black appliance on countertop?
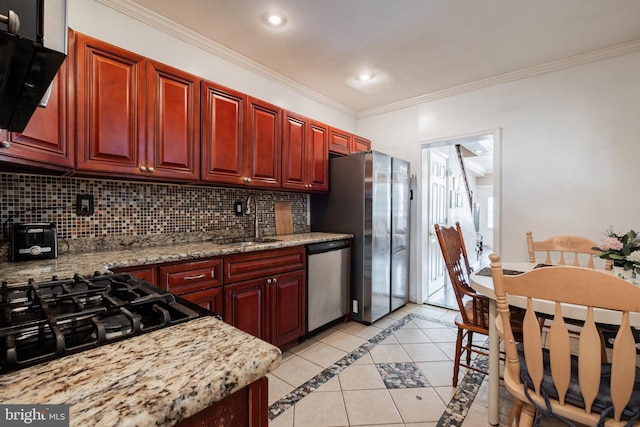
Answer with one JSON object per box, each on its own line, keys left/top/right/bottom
{"left": 0, "top": 272, "right": 218, "bottom": 374}
{"left": 9, "top": 222, "right": 58, "bottom": 262}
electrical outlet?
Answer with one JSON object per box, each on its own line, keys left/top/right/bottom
{"left": 76, "top": 194, "right": 94, "bottom": 216}
{"left": 234, "top": 201, "right": 243, "bottom": 216}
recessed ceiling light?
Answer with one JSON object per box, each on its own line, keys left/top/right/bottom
{"left": 262, "top": 12, "right": 287, "bottom": 27}
{"left": 358, "top": 73, "right": 374, "bottom": 81}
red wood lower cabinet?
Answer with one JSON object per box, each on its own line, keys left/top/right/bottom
{"left": 180, "top": 287, "right": 224, "bottom": 315}
{"left": 270, "top": 270, "right": 306, "bottom": 348}
{"left": 174, "top": 376, "right": 268, "bottom": 427}
{"left": 224, "top": 279, "right": 268, "bottom": 341}
{"left": 224, "top": 246, "right": 306, "bottom": 348}
{"left": 111, "top": 265, "right": 158, "bottom": 286}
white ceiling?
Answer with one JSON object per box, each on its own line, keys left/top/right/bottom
{"left": 111, "top": 0, "right": 640, "bottom": 117}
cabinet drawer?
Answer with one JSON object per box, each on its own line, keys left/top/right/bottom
{"left": 112, "top": 265, "right": 158, "bottom": 286}
{"left": 160, "top": 258, "right": 223, "bottom": 295}
{"left": 225, "top": 246, "right": 305, "bottom": 283}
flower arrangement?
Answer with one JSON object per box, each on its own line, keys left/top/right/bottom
{"left": 593, "top": 227, "right": 640, "bottom": 273}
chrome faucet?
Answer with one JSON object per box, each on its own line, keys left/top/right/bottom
{"left": 245, "top": 194, "right": 260, "bottom": 239}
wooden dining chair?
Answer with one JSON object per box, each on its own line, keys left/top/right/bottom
{"left": 526, "top": 231, "right": 601, "bottom": 268}
{"left": 434, "top": 222, "right": 523, "bottom": 386}
{"left": 434, "top": 222, "right": 486, "bottom": 386}
{"left": 490, "top": 253, "right": 640, "bottom": 427}
{"left": 526, "top": 231, "right": 612, "bottom": 334}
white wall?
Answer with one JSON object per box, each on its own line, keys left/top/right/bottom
{"left": 69, "top": 0, "right": 640, "bottom": 304}
{"left": 67, "top": 0, "right": 357, "bottom": 132}
{"left": 359, "top": 51, "right": 640, "bottom": 300}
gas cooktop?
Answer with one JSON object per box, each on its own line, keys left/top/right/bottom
{"left": 0, "top": 273, "right": 214, "bottom": 374}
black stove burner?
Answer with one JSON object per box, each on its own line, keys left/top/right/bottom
{"left": 0, "top": 273, "right": 213, "bottom": 374}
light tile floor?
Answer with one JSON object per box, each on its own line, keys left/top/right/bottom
{"left": 267, "top": 303, "right": 508, "bottom": 427}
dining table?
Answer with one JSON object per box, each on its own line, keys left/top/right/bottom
{"left": 469, "top": 261, "right": 640, "bottom": 425}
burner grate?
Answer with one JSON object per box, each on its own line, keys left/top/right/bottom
{"left": 0, "top": 273, "right": 207, "bottom": 373}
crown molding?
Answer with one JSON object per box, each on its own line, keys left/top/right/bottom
{"left": 357, "top": 38, "right": 640, "bottom": 119}
{"left": 95, "top": 0, "right": 356, "bottom": 117}
{"left": 95, "top": 0, "right": 640, "bottom": 121}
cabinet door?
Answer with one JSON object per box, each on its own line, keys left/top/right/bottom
{"left": 246, "top": 97, "right": 281, "bottom": 188}
{"left": 281, "top": 111, "right": 307, "bottom": 191}
{"left": 75, "top": 32, "right": 146, "bottom": 175}
{"left": 270, "top": 269, "right": 306, "bottom": 347}
{"left": 0, "top": 63, "right": 71, "bottom": 170}
{"left": 201, "top": 81, "right": 246, "bottom": 185}
{"left": 180, "top": 287, "right": 223, "bottom": 315}
{"left": 224, "top": 279, "right": 268, "bottom": 341}
{"left": 147, "top": 60, "right": 200, "bottom": 181}
{"left": 352, "top": 135, "right": 371, "bottom": 153}
{"left": 329, "top": 128, "right": 351, "bottom": 156}
{"left": 307, "top": 120, "right": 329, "bottom": 192}
{"left": 174, "top": 377, "right": 268, "bottom": 427}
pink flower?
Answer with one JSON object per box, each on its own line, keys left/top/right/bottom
{"left": 603, "top": 236, "right": 624, "bottom": 251}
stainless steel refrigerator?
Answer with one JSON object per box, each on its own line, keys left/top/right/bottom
{"left": 311, "top": 151, "right": 411, "bottom": 324}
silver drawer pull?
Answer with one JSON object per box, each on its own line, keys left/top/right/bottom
{"left": 184, "top": 273, "right": 206, "bottom": 281}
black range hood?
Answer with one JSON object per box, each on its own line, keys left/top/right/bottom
{"left": 0, "top": 29, "right": 66, "bottom": 132}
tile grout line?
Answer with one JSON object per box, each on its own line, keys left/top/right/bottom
{"left": 268, "top": 310, "right": 471, "bottom": 421}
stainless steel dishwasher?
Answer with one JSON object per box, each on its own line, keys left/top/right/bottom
{"left": 306, "top": 239, "right": 351, "bottom": 333}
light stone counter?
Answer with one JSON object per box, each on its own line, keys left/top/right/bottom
{"left": 0, "top": 232, "right": 350, "bottom": 425}
{"left": 0, "top": 232, "right": 352, "bottom": 285}
{"left": 0, "top": 316, "right": 281, "bottom": 427}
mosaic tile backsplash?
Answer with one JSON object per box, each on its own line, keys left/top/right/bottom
{"left": 0, "top": 173, "right": 309, "bottom": 256}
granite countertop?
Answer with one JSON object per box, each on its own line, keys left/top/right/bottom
{"left": 0, "top": 316, "right": 282, "bottom": 426}
{"left": 0, "top": 232, "right": 350, "bottom": 426}
{"left": 0, "top": 232, "right": 353, "bottom": 285}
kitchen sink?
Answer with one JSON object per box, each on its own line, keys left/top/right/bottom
{"left": 218, "top": 238, "right": 281, "bottom": 246}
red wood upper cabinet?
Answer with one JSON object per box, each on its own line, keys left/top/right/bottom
{"left": 352, "top": 135, "right": 371, "bottom": 153}
{"left": 201, "top": 80, "right": 247, "bottom": 185}
{"left": 329, "top": 127, "right": 351, "bottom": 156}
{"left": 246, "top": 97, "right": 281, "bottom": 188}
{"left": 74, "top": 31, "right": 200, "bottom": 182}
{"left": 307, "top": 120, "right": 329, "bottom": 191}
{"left": 146, "top": 60, "right": 200, "bottom": 181}
{"left": 0, "top": 62, "right": 72, "bottom": 171}
{"left": 281, "top": 112, "right": 306, "bottom": 191}
{"left": 75, "top": 32, "right": 145, "bottom": 176}
{"left": 281, "top": 111, "right": 328, "bottom": 192}
{"left": 201, "top": 87, "right": 280, "bottom": 188}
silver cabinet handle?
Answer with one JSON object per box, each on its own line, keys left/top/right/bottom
{"left": 272, "top": 277, "right": 278, "bottom": 283}
{"left": 267, "top": 278, "right": 272, "bottom": 284}
{"left": 148, "top": 167, "right": 154, "bottom": 173}
{"left": 1, "top": 141, "right": 11, "bottom": 149}
{"left": 140, "top": 166, "right": 147, "bottom": 172}
{"left": 184, "top": 273, "right": 205, "bottom": 281}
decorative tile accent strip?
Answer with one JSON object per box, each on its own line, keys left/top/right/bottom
{"left": 268, "top": 314, "right": 415, "bottom": 420}
{"left": 376, "top": 362, "right": 430, "bottom": 389}
{"left": 436, "top": 353, "right": 489, "bottom": 427}
{"left": 0, "top": 173, "right": 309, "bottom": 256}
{"left": 268, "top": 312, "right": 487, "bottom": 424}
